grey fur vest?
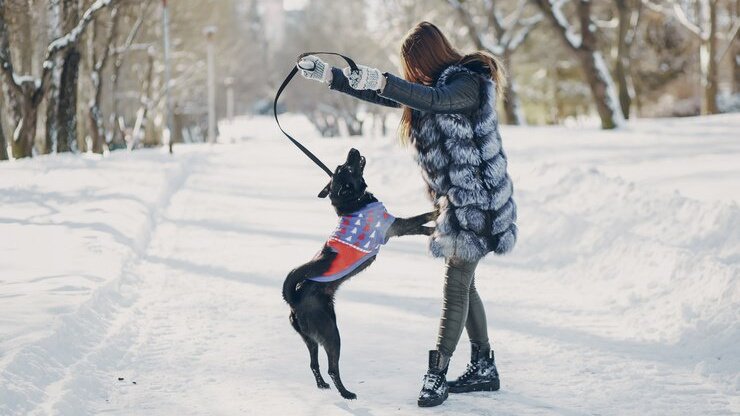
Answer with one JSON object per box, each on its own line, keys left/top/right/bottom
{"left": 411, "top": 64, "right": 518, "bottom": 262}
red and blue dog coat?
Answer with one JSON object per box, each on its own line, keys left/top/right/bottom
{"left": 307, "top": 202, "right": 395, "bottom": 283}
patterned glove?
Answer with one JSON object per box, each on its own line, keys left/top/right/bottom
{"left": 343, "top": 64, "right": 386, "bottom": 91}
{"left": 297, "top": 55, "right": 332, "bottom": 83}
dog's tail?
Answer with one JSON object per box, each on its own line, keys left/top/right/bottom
{"left": 282, "top": 268, "right": 306, "bottom": 306}
{"left": 283, "top": 244, "right": 337, "bottom": 306}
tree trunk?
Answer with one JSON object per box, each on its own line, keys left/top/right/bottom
{"left": 89, "top": 104, "right": 104, "bottom": 153}
{"left": 502, "top": 51, "right": 524, "bottom": 125}
{"left": 45, "top": 64, "right": 62, "bottom": 152}
{"left": 577, "top": 50, "right": 622, "bottom": 129}
{"left": 110, "top": 56, "right": 128, "bottom": 148}
{"left": 172, "top": 107, "right": 184, "bottom": 144}
{"left": 45, "top": 0, "right": 62, "bottom": 153}
{"left": 55, "top": 0, "right": 81, "bottom": 152}
{"left": 534, "top": 0, "right": 625, "bottom": 129}
{"left": 702, "top": 0, "right": 719, "bottom": 114}
{"left": 615, "top": 0, "right": 632, "bottom": 119}
{"left": 344, "top": 116, "right": 363, "bottom": 136}
{"left": 734, "top": 0, "right": 740, "bottom": 94}
{"left": 0, "top": 101, "right": 7, "bottom": 161}
{"left": 11, "top": 92, "right": 38, "bottom": 159}
{"left": 57, "top": 49, "right": 81, "bottom": 152}
{"left": 89, "top": 6, "right": 120, "bottom": 154}
{"left": 17, "top": 0, "right": 33, "bottom": 75}
{"left": 735, "top": 35, "right": 740, "bottom": 94}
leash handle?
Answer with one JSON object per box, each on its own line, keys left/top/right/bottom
{"left": 274, "top": 52, "right": 361, "bottom": 178}
{"left": 296, "top": 51, "right": 359, "bottom": 74}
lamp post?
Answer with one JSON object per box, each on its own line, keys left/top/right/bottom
{"left": 163, "top": 0, "right": 173, "bottom": 153}
{"left": 204, "top": 26, "right": 217, "bottom": 144}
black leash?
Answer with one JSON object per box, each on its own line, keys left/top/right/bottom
{"left": 273, "top": 52, "right": 360, "bottom": 178}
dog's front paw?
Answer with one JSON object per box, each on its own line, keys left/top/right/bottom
{"left": 317, "top": 380, "right": 331, "bottom": 389}
{"left": 428, "top": 209, "right": 440, "bottom": 221}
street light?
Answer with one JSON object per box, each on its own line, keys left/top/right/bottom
{"left": 163, "top": 0, "right": 173, "bottom": 153}
{"left": 204, "top": 26, "right": 217, "bottom": 144}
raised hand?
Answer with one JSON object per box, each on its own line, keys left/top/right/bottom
{"left": 298, "top": 55, "right": 332, "bottom": 83}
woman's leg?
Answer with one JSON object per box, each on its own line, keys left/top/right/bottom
{"left": 465, "top": 277, "right": 490, "bottom": 352}
{"left": 448, "top": 275, "right": 500, "bottom": 394}
{"left": 436, "top": 257, "right": 478, "bottom": 357}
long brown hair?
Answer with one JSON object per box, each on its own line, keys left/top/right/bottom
{"left": 397, "top": 21, "right": 506, "bottom": 144}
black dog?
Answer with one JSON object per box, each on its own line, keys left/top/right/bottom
{"left": 282, "top": 148, "right": 436, "bottom": 400}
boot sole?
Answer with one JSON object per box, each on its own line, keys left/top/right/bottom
{"left": 417, "top": 390, "right": 449, "bottom": 407}
{"left": 449, "top": 379, "right": 500, "bottom": 394}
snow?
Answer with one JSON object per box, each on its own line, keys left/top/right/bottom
{"left": 11, "top": 73, "right": 40, "bottom": 90}
{"left": 1, "top": 114, "right": 739, "bottom": 415}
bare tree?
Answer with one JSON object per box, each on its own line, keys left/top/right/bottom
{"left": 533, "top": 0, "right": 625, "bottom": 129}
{"left": 109, "top": 1, "right": 150, "bottom": 148}
{"left": 447, "top": 0, "right": 541, "bottom": 125}
{"left": 45, "top": 0, "right": 83, "bottom": 153}
{"left": 0, "top": 0, "right": 116, "bottom": 158}
{"left": 644, "top": 0, "right": 740, "bottom": 114}
{"left": 88, "top": 5, "right": 120, "bottom": 154}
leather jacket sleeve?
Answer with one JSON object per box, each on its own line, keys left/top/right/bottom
{"left": 379, "top": 72, "right": 480, "bottom": 114}
{"left": 328, "top": 67, "right": 401, "bottom": 108}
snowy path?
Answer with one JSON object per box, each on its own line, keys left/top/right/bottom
{"left": 2, "top": 115, "right": 738, "bottom": 415}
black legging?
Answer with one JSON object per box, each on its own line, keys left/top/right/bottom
{"left": 436, "top": 257, "right": 490, "bottom": 357}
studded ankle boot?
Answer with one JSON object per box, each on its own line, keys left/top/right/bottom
{"left": 448, "top": 343, "right": 500, "bottom": 393}
{"left": 417, "top": 350, "right": 450, "bottom": 407}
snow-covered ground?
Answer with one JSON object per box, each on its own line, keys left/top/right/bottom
{"left": 1, "top": 114, "right": 738, "bottom": 415}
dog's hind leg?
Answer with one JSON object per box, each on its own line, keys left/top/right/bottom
{"left": 290, "top": 313, "right": 330, "bottom": 389}
{"left": 322, "top": 321, "right": 356, "bottom": 400}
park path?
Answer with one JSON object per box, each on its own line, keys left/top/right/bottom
{"left": 31, "top": 132, "right": 737, "bottom": 415}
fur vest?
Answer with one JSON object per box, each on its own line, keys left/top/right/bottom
{"left": 411, "top": 65, "right": 517, "bottom": 262}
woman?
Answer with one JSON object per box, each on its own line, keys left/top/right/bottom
{"left": 298, "top": 21, "right": 517, "bottom": 407}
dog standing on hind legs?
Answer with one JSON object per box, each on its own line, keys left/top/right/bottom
{"left": 282, "top": 148, "right": 437, "bottom": 400}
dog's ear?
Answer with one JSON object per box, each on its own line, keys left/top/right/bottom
{"left": 347, "top": 148, "right": 360, "bottom": 163}
{"left": 317, "top": 181, "right": 331, "bottom": 198}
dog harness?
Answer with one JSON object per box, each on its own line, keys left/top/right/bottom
{"left": 307, "top": 202, "right": 395, "bottom": 283}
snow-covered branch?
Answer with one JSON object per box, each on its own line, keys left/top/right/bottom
{"left": 482, "top": 0, "right": 505, "bottom": 37}
{"left": 506, "top": 14, "right": 543, "bottom": 51}
{"left": 449, "top": 0, "right": 541, "bottom": 53}
{"left": 642, "top": 0, "right": 705, "bottom": 40}
{"left": 670, "top": 1, "right": 704, "bottom": 39}
{"left": 120, "top": 0, "right": 151, "bottom": 51}
{"left": 446, "top": 0, "right": 486, "bottom": 50}
{"left": 93, "top": 6, "right": 120, "bottom": 73}
{"left": 39, "top": 0, "right": 117, "bottom": 94}
{"left": 47, "top": 0, "right": 115, "bottom": 55}
{"left": 718, "top": 20, "right": 740, "bottom": 62}
{"left": 534, "top": 0, "right": 582, "bottom": 50}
